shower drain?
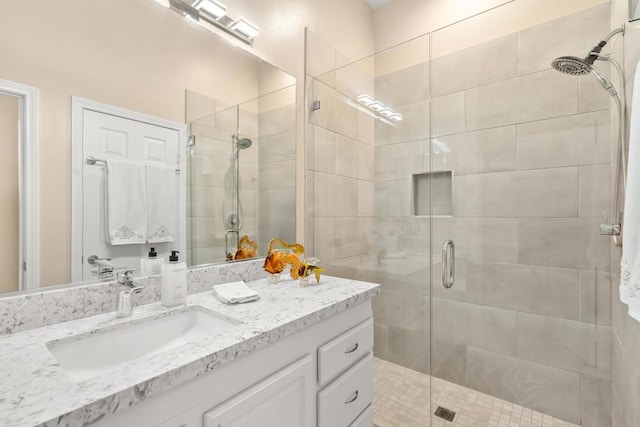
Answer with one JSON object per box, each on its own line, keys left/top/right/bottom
{"left": 434, "top": 406, "right": 456, "bottom": 422}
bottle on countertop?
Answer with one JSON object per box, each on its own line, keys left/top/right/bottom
{"left": 140, "top": 247, "right": 164, "bottom": 276}
{"left": 161, "top": 250, "right": 187, "bottom": 307}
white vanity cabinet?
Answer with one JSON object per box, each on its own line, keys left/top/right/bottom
{"left": 92, "top": 299, "right": 374, "bottom": 427}
{"left": 202, "top": 355, "right": 314, "bottom": 427}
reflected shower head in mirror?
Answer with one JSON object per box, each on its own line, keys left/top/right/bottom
{"left": 232, "top": 134, "right": 253, "bottom": 149}
{"left": 237, "top": 137, "right": 252, "bottom": 149}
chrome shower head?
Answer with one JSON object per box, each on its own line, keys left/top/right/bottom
{"left": 551, "top": 27, "right": 625, "bottom": 97}
{"left": 551, "top": 56, "right": 617, "bottom": 97}
{"left": 237, "top": 137, "right": 252, "bottom": 149}
{"left": 232, "top": 134, "right": 253, "bottom": 149}
{"left": 551, "top": 56, "right": 592, "bottom": 76}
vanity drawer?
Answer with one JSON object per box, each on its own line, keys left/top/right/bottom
{"left": 318, "top": 353, "right": 373, "bottom": 427}
{"left": 318, "top": 318, "right": 373, "bottom": 386}
{"left": 350, "top": 404, "right": 373, "bottom": 427}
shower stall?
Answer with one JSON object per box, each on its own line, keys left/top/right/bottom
{"left": 186, "top": 86, "right": 296, "bottom": 266}
{"left": 306, "top": 2, "right": 615, "bottom": 425}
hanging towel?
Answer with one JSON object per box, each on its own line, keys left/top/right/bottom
{"left": 621, "top": 61, "right": 640, "bottom": 321}
{"left": 212, "top": 281, "right": 260, "bottom": 304}
{"left": 146, "top": 164, "right": 177, "bottom": 243}
{"left": 106, "top": 160, "right": 146, "bottom": 245}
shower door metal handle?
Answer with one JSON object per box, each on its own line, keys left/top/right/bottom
{"left": 442, "top": 240, "right": 455, "bottom": 289}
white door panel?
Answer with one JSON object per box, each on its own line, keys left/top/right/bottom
{"left": 79, "top": 108, "right": 184, "bottom": 281}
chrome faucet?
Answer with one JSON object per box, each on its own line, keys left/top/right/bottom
{"left": 115, "top": 270, "right": 146, "bottom": 318}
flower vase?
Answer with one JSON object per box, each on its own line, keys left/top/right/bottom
{"left": 268, "top": 273, "right": 281, "bottom": 284}
{"left": 298, "top": 276, "right": 310, "bottom": 286}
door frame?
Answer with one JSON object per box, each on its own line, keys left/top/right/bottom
{"left": 71, "top": 97, "right": 187, "bottom": 282}
{"left": 0, "top": 79, "right": 39, "bottom": 291}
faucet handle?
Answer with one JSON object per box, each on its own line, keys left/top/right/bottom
{"left": 117, "top": 269, "right": 138, "bottom": 287}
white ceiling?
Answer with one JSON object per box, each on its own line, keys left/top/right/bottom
{"left": 366, "top": 0, "right": 393, "bottom": 10}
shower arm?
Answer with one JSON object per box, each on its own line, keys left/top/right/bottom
{"left": 601, "top": 27, "right": 624, "bottom": 45}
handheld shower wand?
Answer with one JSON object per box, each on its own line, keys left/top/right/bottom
{"left": 551, "top": 26, "right": 626, "bottom": 246}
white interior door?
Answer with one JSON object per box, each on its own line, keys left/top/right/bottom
{"left": 73, "top": 101, "right": 186, "bottom": 282}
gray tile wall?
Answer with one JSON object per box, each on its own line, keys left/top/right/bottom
{"left": 307, "top": 30, "right": 377, "bottom": 271}
{"left": 257, "top": 101, "right": 296, "bottom": 252}
{"left": 307, "top": 5, "right": 618, "bottom": 425}
{"left": 376, "top": 5, "right": 613, "bottom": 426}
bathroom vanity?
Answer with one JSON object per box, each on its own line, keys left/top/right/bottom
{"left": 0, "top": 271, "right": 379, "bottom": 427}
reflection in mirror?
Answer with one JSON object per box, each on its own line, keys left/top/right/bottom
{"left": 631, "top": 0, "right": 640, "bottom": 21}
{"left": 0, "top": 93, "right": 20, "bottom": 293}
{"left": 0, "top": 0, "right": 295, "bottom": 295}
{"left": 0, "top": 79, "right": 38, "bottom": 293}
{"left": 186, "top": 85, "right": 296, "bottom": 265}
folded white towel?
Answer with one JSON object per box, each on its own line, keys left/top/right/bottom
{"left": 621, "top": 61, "right": 640, "bottom": 321}
{"left": 212, "top": 281, "right": 260, "bottom": 304}
{"left": 146, "top": 165, "right": 177, "bottom": 243}
{"left": 106, "top": 160, "right": 146, "bottom": 245}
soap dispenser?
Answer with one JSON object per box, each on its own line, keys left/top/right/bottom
{"left": 161, "top": 250, "right": 187, "bottom": 307}
{"left": 140, "top": 247, "right": 163, "bottom": 276}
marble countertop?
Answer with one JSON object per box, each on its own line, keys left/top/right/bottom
{"left": 0, "top": 276, "right": 379, "bottom": 427}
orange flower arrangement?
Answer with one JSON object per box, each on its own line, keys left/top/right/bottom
{"left": 227, "top": 235, "right": 258, "bottom": 261}
{"left": 297, "top": 257, "right": 325, "bottom": 284}
{"left": 263, "top": 237, "right": 303, "bottom": 277}
{"left": 263, "top": 237, "right": 324, "bottom": 284}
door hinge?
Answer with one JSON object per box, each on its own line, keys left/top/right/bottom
{"left": 23, "top": 262, "right": 27, "bottom": 271}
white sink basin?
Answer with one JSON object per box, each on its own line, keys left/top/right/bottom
{"left": 47, "top": 306, "right": 241, "bottom": 381}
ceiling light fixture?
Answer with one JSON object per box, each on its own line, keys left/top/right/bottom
{"left": 168, "top": 0, "right": 259, "bottom": 44}
{"left": 228, "top": 18, "right": 259, "bottom": 40}
{"left": 193, "top": 0, "right": 226, "bottom": 20}
{"left": 369, "top": 102, "right": 386, "bottom": 112}
{"left": 356, "top": 94, "right": 403, "bottom": 122}
{"left": 168, "top": 0, "right": 200, "bottom": 22}
{"left": 357, "top": 94, "right": 375, "bottom": 106}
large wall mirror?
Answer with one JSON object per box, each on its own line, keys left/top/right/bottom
{"left": 0, "top": 0, "right": 295, "bottom": 295}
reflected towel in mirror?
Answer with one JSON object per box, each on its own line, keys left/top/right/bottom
{"left": 106, "top": 160, "right": 146, "bottom": 245}
{"left": 146, "top": 164, "right": 177, "bottom": 243}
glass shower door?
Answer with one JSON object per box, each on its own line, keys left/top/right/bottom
{"left": 187, "top": 104, "right": 241, "bottom": 265}
{"left": 306, "top": 29, "right": 434, "bottom": 426}
{"left": 429, "top": 4, "right": 613, "bottom": 426}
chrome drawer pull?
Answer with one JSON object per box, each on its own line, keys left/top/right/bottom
{"left": 345, "top": 390, "right": 359, "bottom": 404}
{"left": 344, "top": 343, "right": 359, "bottom": 354}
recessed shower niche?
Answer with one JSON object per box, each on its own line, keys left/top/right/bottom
{"left": 411, "top": 171, "right": 453, "bottom": 217}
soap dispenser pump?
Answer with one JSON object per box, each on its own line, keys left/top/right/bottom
{"left": 140, "top": 247, "right": 163, "bottom": 275}
{"left": 161, "top": 250, "right": 187, "bottom": 307}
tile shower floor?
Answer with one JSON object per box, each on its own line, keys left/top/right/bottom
{"left": 373, "top": 357, "right": 581, "bottom": 427}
